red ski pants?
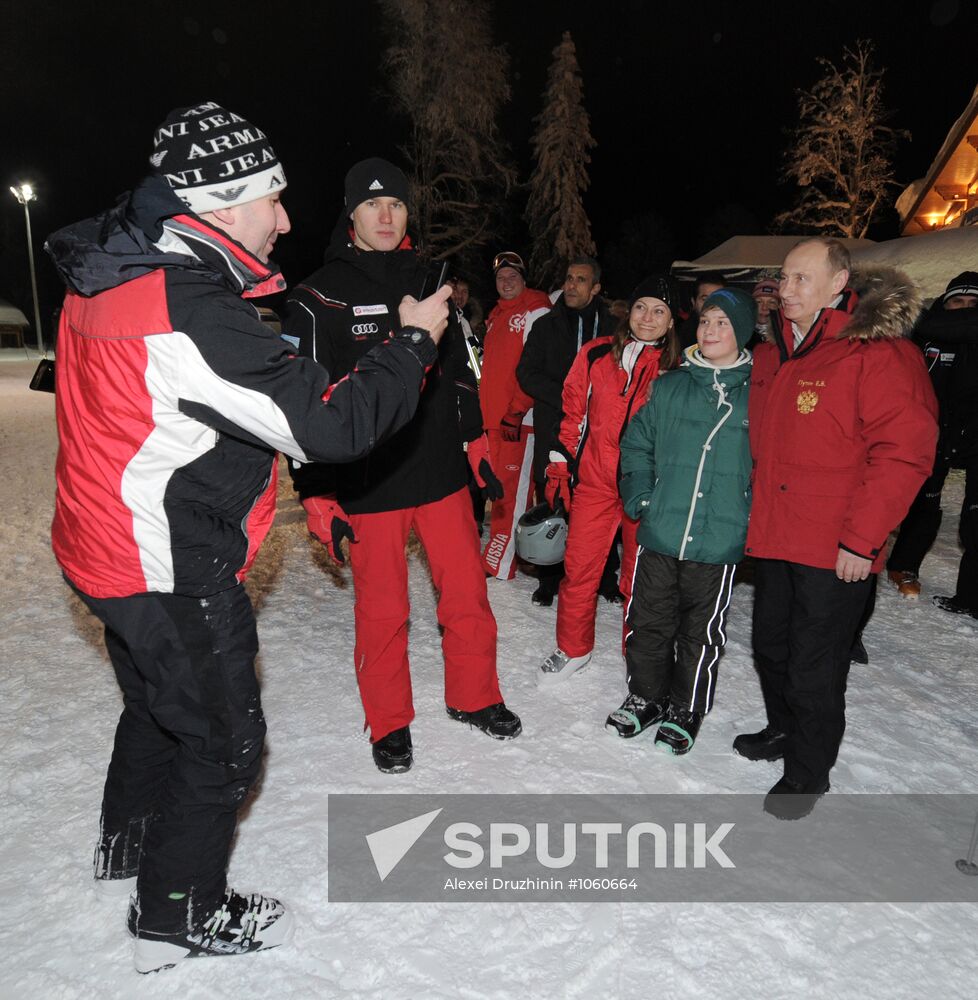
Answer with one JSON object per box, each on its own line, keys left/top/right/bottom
{"left": 556, "top": 483, "right": 639, "bottom": 657}
{"left": 482, "top": 427, "right": 536, "bottom": 579}
{"left": 347, "top": 487, "right": 502, "bottom": 742}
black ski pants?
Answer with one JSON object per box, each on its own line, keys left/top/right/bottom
{"left": 624, "top": 549, "right": 736, "bottom": 714}
{"left": 74, "top": 582, "right": 265, "bottom": 935}
{"left": 751, "top": 559, "right": 871, "bottom": 786}
{"left": 888, "top": 455, "right": 978, "bottom": 608}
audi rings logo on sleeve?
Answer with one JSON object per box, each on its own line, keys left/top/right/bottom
{"left": 351, "top": 322, "right": 380, "bottom": 338}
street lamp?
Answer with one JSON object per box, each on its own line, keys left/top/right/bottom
{"left": 9, "top": 182, "right": 44, "bottom": 353}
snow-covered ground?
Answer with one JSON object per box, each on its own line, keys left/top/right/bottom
{"left": 1, "top": 352, "right": 975, "bottom": 999}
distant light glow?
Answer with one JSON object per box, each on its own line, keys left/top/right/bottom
{"left": 9, "top": 183, "right": 36, "bottom": 204}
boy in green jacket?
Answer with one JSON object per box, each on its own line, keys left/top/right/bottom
{"left": 609, "top": 288, "right": 756, "bottom": 753}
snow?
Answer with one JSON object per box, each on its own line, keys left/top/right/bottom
{"left": 1, "top": 352, "right": 975, "bottom": 999}
{"left": 851, "top": 227, "right": 978, "bottom": 302}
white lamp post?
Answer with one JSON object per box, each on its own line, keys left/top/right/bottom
{"left": 9, "top": 183, "right": 44, "bottom": 353}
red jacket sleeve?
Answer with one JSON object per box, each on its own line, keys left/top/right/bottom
{"left": 839, "top": 338, "right": 938, "bottom": 558}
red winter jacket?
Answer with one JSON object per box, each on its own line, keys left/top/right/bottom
{"left": 746, "top": 269, "right": 938, "bottom": 573}
{"left": 558, "top": 336, "right": 663, "bottom": 493}
{"left": 480, "top": 287, "right": 551, "bottom": 429}
{"left": 45, "top": 177, "right": 435, "bottom": 599}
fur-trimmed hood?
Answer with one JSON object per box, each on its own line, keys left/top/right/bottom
{"left": 838, "top": 265, "right": 922, "bottom": 342}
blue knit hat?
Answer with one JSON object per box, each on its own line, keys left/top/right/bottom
{"left": 701, "top": 288, "right": 757, "bottom": 350}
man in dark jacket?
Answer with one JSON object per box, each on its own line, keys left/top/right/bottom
{"left": 282, "top": 158, "right": 521, "bottom": 777}
{"left": 516, "top": 256, "right": 617, "bottom": 605}
{"left": 45, "top": 104, "right": 451, "bottom": 972}
{"left": 737, "top": 237, "right": 937, "bottom": 820}
{"left": 886, "top": 271, "right": 978, "bottom": 616}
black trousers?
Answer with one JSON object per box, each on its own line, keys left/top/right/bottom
{"left": 624, "top": 550, "right": 736, "bottom": 714}
{"left": 751, "top": 560, "right": 871, "bottom": 786}
{"left": 888, "top": 455, "right": 978, "bottom": 608}
{"left": 75, "top": 582, "right": 265, "bottom": 935}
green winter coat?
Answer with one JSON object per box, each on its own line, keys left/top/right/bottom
{"left": 619, "top": 349, "right": 752, "bottom": 564}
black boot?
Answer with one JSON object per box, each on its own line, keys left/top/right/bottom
{"left": 597, "top": 579, "right": 625, "bottom": 604}
{"left": 446, "top": 702, "right": 522, "bottom": 739}
{"left": 654, "top": 705, "right": 703, "bottom": 755}
{"left": 532, "top": 563, "right": 563, "bottom": 607}
{"left": 732, "top": 725, "right": 787, "bottom": 761}
{"left": 605, "top": 692, "right": 669, "bottom": 738}
{"left": 763, "top": 775, "right": 830, "bottom": 820}
{"left": 372, "top": 726, "right": 413, "bottom": 773}
{"left": 849, "top": 634, "right": 869, "bottom": 664}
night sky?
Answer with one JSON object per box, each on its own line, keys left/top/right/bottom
{"left": 1, "top": 0, "right": 976, "bottom": 323}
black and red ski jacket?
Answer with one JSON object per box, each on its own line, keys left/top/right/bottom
{"left": 282, "top": 227, "right": 483, "bottom": 514}
{"left": 45, "top": 176, "right": 435, "bottom": 599}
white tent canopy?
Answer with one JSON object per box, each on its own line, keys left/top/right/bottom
{"left": 672, "top": 235, "right": 875, "bottom": 279}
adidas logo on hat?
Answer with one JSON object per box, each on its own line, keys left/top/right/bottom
{"left": 344, "top": 158, "right": 409, "bottom": 209}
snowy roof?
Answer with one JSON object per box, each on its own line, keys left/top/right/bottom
{"left": 897, "top": 81, "right": 978, "bottom": 234}
{"left": 0, "top": 299, "right": 29, "bottom": 327}
{"left": 851, "top": 227, "right": 978, "bottom": 300}
{"left": 671, "top": 235, "right": 875, "bottom": 279}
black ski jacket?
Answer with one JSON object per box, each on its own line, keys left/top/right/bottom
{"left": 282, "top": 231, "right": 483, "bottom": 513}
{"left": 516, "top": 297, "right": 616, "bottom": 482}
{"left": 914, "top": 302, "right": 978, "bottom": 465}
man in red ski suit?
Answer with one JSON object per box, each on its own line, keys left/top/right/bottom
{"left": 480, "top": 251, "right": 551, "bottom": 579}
{"left": 283, "top": 159, "right": 521, "bottom": 775}
{"left": 737, "top": 237, "right": 937, "bottom": 820}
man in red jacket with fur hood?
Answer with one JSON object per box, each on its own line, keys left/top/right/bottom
{"left": 735, "top": 237, "right": 937, "bottom": 820}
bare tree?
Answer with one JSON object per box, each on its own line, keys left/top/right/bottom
{"left": 525, "top": 31, "right": 596, "bottom": 290}
{"left": 774, "top": 41, "right": 908, "bottom": 239}
{"left": 380, "top": 0, "right": 515, "bottom": 264}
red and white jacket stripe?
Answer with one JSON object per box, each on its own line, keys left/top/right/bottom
{"left": 46, "top": 177, "right": 435, "bottom": 598}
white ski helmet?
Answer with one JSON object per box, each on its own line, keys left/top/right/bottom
{"left": 516, "top": 503, "right": 568, "bottom": 566}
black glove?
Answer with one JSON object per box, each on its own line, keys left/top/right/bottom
{"left": 478, "top": 459, "right": 504, "bottom": 501}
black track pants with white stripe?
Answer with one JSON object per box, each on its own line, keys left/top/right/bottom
{"left": 624, "top": 550, "right": 736, "bottom": 713}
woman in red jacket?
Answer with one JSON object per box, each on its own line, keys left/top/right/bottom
{"left": 538, "top": 276, "right": 681, "bottom": 684}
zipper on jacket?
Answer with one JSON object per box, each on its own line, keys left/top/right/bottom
{"left": 678, "top": 371, "right": 735, "bottom": 560}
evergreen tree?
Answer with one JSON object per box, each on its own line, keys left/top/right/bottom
{"left": 775, "top": 41, "right": 908, "bottom": 239}
{"left": 380, "top": 0, "right": 515, "bottom": 267}
{"left": 525, "top": 31, "right": 596, "bottom": 290}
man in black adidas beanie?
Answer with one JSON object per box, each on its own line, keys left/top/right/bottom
{"left": 282, "top": 155, "right": 521, "bottom": 778}
{"left": 44, "top": 103, "right": 451, "bottom": 972}
{"left": 343, "top": 156, "right": 410, "bottom": 215}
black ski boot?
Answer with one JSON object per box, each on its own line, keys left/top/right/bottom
{"left": 372, "top": 726, "right": 413, "bottom": 773}
{"left": 763, "top": 775, "right": 830, "bottom": 820}
{"left": 605, "top": 692, "right": 669, "bottom": 738}
{"left": 732, "top": 725, "right": 787, "bottom": 761}
{"left": 447, "top": 702, "right": 522, "bottom": 739}
{"left": 654, "top": 705, "right": 702, "bottom": 755}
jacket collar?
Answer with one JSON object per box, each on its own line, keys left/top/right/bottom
{"left": 46, "top": 174, "right": 286, "bottom": 299}
{"left": 770, "top": 289, "right": 858, "bottom": 362}
{"left": 159, "top": 214, "right": 285, "bottom": 298}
